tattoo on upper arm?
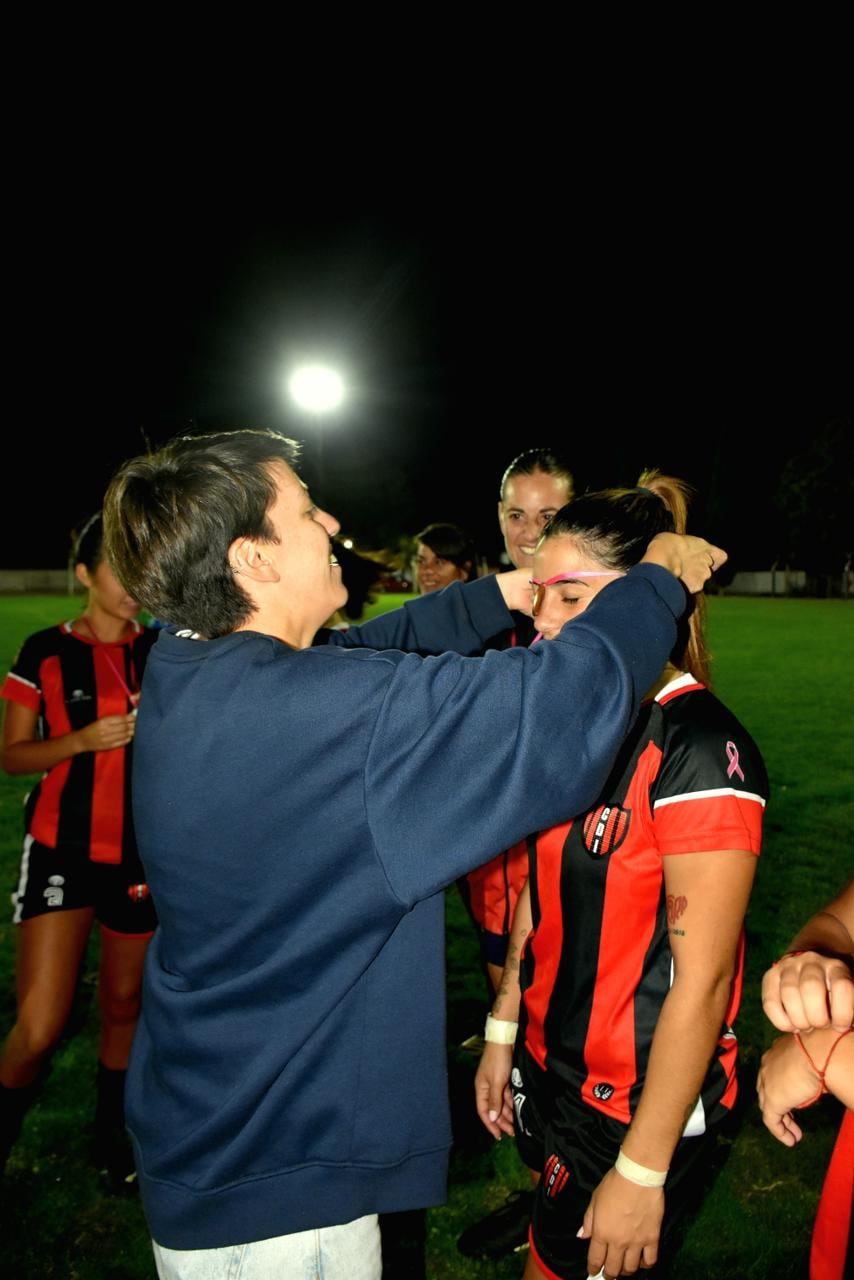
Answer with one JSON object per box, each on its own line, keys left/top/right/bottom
{"left": 667, "top": 895, "right": 687, "bottom": 924}
{"left": 667, "top": 894, "right": 688, "bottom": 937}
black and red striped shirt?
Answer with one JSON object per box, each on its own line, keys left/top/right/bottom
{"left": 1, "top": 621, "right": 157, "bottom": 864}
{"left": 521, "top": 672, "right": 768, "bottom": 1130}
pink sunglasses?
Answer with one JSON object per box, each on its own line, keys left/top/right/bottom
{"left": 529, "top": 571, "right": 624, "bottom": 617}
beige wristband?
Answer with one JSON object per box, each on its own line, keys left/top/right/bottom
{"left": 614, "top": 1148, "right": 668, "bottom": 1187}
{"left": 484, "top": 1014, "right": 518, "bottom": 1044}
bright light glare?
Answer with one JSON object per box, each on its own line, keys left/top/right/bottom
{"left": 342, "top": 538, "right": 354, "bottom": 549}
{"left": 288, "top": 365, "right": 344, "bottom": 414}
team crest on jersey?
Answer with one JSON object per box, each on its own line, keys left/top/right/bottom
{"left": 543, "top": 1152, "right": 571, "bottom": 1199}
{"left": 582, "top": 804, "right": 631, "bottom": 857}
{"left": 592, "top": 1082, "right": 615, "bottom": 1101}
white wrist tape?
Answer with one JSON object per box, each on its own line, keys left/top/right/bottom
{"left": 615, "top": 1148, "right": 668, "bottom": 1187}
{"left": 484, "top": 1014, "right": 518, "bottom": 1044}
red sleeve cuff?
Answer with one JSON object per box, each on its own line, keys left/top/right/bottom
{"left": 1, "top": 672, "right": 41, "bottom": 712}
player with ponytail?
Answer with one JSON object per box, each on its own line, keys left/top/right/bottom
{"left": 475, "top": 472, "right": 767, "bottom": 1280}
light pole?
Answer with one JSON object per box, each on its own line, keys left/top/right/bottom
{"left": 286, "top": 364, "right": 345, "bottom": 496}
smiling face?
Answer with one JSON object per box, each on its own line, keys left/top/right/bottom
{"left": 247, "top": 461, "right": 347, "bottom": 644}
{"left": 498, "top": 470, "right": 573, "bottom": 570}
{"left": 414, "top": 542, "right": 469, "bottom": 593}
{"left": 530, "top": 534, "right": 623, "bottom": 640}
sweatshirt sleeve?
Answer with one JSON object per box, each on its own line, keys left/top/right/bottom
{"left": 318, "top": 576, "right": 512, "bottom": 656}
{"left": 364, "top": 564, "right": 686, "bottom": 907}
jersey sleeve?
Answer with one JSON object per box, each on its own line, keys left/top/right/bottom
{"left": 651, "top": 706, "right": 768, "bottom": 856}
{"left": 1, "top": 634, "right": 44, "bottom": 713}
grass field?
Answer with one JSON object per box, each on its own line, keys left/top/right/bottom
{"left": 0, "top": 594, "right": 851, "bottom": 1278}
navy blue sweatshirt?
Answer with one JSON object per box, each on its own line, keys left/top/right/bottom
{"left": 127, "top": 568, "right": 684, "bottom": 1249}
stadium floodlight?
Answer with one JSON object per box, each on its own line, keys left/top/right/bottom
{"left": 287, "top": 365, "right": 344, "bottom": 414}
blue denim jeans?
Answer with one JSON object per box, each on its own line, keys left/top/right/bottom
{"left": 152, "top": 1214, "right": 381, "bottom": 1280}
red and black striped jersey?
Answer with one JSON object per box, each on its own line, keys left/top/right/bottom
{"left": 1, "top": 621, "right": 157, "bottom": 864}
{"left": 521, "top": 672, "right": 768, "bottom": 1131}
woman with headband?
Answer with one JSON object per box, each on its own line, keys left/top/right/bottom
{"left": 475, "top": 473, "right": 768, "bottom": 1280}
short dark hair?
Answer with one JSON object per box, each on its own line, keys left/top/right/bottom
{"left": 499, "top": 447, "right": 574, "bottom": 503}
{"left": 415, "top": 522, "right": 477, "bottom": 580}
{"left": 103, "top": 429, "right": 301, "bottom": 637}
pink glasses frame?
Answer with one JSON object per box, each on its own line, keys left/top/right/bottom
{"left": 529, "top": 570, "right": 624, "bottom": 616}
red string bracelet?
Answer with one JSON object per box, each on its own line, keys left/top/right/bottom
{"left": 772, "top": 950, "right": 806, "bottom": 967}
{"left": 794, "top": 1027, "right": 853, "bottom": 1107}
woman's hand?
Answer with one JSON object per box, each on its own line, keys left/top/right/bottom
{"left": 494, "top": 568, "right": 535, "bottom": 615}
{"left": 579, "top": 1167, "right": 664, "bottom": 1277}
{"left": 762, "top": 949, "right": 854, "bottom": 1033}
{"left": 76, "top": 713, "right": 137, "bottom": 753}
{"left": 642, "top": 533, "right": 727, "bottom": 593}
{"left": 3, "top": 701, "right": 135, "bottom": 775}
{"left": 474, "top": 1042, "right": 515, "bottom": 1140}
{"left": 756, "top": 1034, "right": 820, "bottom": 1146}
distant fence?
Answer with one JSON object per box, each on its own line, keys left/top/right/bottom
{"left": 726, "top": 570, "right": 807, "bottom": 595}
{"left": 722, "top": 569, "right": 852, "bottom": 597}
{"left": 0, "top": 570, "right": 72, "bottom": 594}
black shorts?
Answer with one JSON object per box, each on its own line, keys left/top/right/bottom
{"left": 512, "top": 1043, "right": 713, "bottom": 1280}
{"left": 12, "top": 834, "right": 157, "bottom": 936}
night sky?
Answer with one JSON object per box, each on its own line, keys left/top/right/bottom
{"left": 7, "top": 205, "right": 851, "bottom": 574}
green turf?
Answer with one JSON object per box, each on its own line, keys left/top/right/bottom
{"left": 0, "top": 594, "right": 851, "bottom": 1277}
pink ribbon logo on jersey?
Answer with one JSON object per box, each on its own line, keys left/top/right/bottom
{"left": 726, "top": 741, "right": 745, "bottom": 782}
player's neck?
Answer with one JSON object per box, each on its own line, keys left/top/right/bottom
{"left": 77, "top": 606, "right": 132, "bottom": 646}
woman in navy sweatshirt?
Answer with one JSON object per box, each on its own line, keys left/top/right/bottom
{"left": 101, "top": 428, "right": 723, "bottom": 1280}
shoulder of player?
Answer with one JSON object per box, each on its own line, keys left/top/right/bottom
{"left": 658, "top": 686, "right": 768, "bottom": 792}
{"left": 659, "top": 685, "right": 744, "bottom": 735}
{"left": 13, "top": 623, "right": 72, "bottom": 659}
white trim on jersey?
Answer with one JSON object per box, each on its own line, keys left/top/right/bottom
{"left": 62, "top": 618, "right": 142, "bottom": 638}
{"left": 653, "top": 787, "right": 767, "bottom": 810}
{"left": 12, "top": 833, "right": 34, "bottom": 925}
{"left": 655, "top": 671, "right": 701, "bottom": 701}
{"left": 3, "top": 670, "right": 40, "bottom": 695}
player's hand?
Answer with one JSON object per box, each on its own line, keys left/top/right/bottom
{"left": 756, "top": 1033, "right": 821, "bottom": 1146}
{"left": 474, "top": 1042, "right": 515, "bottom": 1140}
{"left": 579, "top": 1167, "right": 664, "bottom": 1276}
{"left": 762, "top": 950, "right": 854, "bottom": 1032}
{"left": 642, "top": 534, "right": 727, "bottom": 593}
{"left": 76, "top": 714, "right": 137, "bottom": 753}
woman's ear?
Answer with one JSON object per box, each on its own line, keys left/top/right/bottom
{"left": 228, "top": 536, "right": 280, "bottom": 583}
{"left": 74, "top": 562, "right": 92, "bottom": 591}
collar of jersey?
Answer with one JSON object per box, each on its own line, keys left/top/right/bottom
{"left": 654, "top": 670, "right": 704, "bottom": 703}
